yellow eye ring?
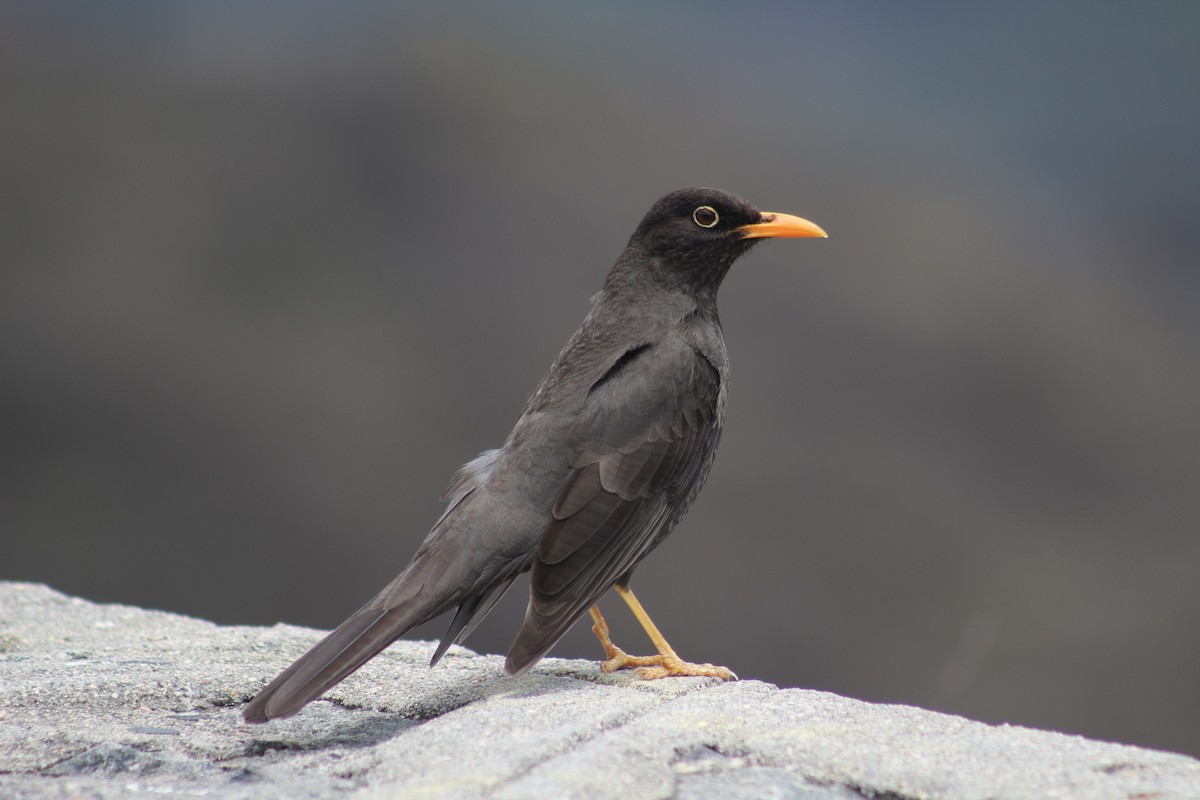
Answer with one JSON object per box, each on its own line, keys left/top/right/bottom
{"left": 692, "top": 206, "right": 719, "bottom": 228}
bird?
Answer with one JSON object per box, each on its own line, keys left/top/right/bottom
{"left": 243, "top": 187, "right": 826, "bottom": 723}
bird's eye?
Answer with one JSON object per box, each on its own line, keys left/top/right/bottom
{"left": 692, "top": 206, "right": 719, "bottom": 228}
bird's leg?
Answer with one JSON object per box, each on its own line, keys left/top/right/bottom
{"left": 597, "top": 585, "right": 737, "bottom": 681}
{"left": 588, "top": 605, "right": 662, "bottom": 670}
{"left": 588, "top": 605, "right": 620, "bottom": 660}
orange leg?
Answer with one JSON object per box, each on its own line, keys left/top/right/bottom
{"left": 588, "top": 605, "right": 667, "bottom": 671}
{"left": 587, "top": 586, "right": 737, "bottom": 681}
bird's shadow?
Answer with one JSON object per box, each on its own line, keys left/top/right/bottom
{"left": 240, "top": 659, "right": 629, "bottom": 755}
{"left": 242, "top": 713, "right": 417, "bottom": 757}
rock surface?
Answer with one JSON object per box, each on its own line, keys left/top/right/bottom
{"left": 1, "top": 581, "right": 1197, "bottom": 799}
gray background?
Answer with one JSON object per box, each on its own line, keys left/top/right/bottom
{"left": 3, "top": 2, "right": 1197, "bottom": 756}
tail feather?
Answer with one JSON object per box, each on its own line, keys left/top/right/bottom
{"left": 243, "top": 599, "right": 426, "bottom": 723}
{"left": 244, "top": 458, "right": 526, "bottom": 723}
{"left": 429, "top": 573, "right": 520, "bottom": 667}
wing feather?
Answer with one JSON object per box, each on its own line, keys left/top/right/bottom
{"left": 505, "top": 345, "right": 722, "bottom": 674}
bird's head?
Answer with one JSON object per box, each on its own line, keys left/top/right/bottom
{"left": 623, "top": 188, "right": 827, "bottom": 296}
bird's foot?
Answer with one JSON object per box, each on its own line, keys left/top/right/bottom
{"left": 601, "top": 648, "right": 737, "bottom": 681}
{"left": 588, "top": 600, "right": 736, "bottom": 681}
{"left": 598, "top": 644, "right": 663, "bottom": 673}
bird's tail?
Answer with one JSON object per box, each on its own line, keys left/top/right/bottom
{"left": 242, "top": 593, "right": 435, "bottom": 723}
{"left": 244, "top": 452, "right": 513, "bottom": 722}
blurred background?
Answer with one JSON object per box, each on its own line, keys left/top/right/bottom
{"left": 2, "top": 2, "right": 1198, "bottom": 756}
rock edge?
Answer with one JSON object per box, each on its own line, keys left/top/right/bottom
{"left": 1, "top": 581, "right": 1197, "bottom": 799}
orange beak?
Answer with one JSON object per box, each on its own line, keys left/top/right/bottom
{"left": 735, "top": 211, "right": 828, "bottom": 240}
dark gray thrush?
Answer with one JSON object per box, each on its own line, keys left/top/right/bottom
{"left": 243, "top": 188, "right": 826, "bottom": 722}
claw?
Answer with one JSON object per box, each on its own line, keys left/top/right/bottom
{"left": 588, "top": 602, "right": 737, "bottom": 681}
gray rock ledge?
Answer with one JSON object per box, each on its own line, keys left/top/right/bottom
{"left": 1, "top": 581, "right": 1197, "bottom": 799}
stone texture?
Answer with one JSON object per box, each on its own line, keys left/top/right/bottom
{"left": 1, "top": 581, "right": 1197, "bottom": 799}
